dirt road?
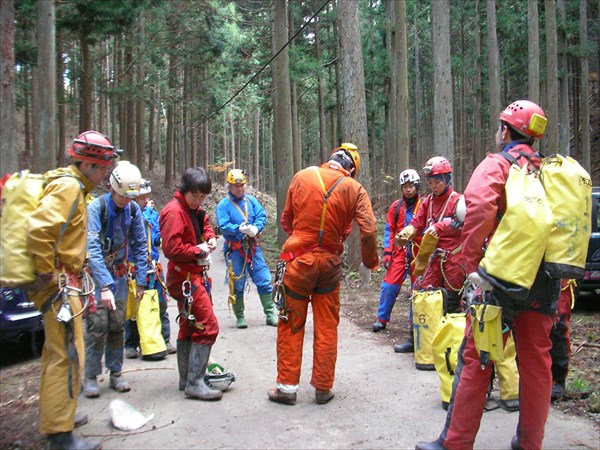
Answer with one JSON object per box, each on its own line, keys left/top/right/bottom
{"left": 74, "top": 238, "right": 598, "bottom": 449}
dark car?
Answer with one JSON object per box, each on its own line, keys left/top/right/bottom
{"left": 0, "top": 287, "right": 44, "bottom": 355}
{"left": 579, "top": 186, "right": 600, "bottom": 296}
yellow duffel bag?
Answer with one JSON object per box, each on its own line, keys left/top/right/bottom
{"left": 412, "top": 289, "right": 445, "bottom": 371}
{"left": 432, "top": 312, "right": 467, "bottom": 410}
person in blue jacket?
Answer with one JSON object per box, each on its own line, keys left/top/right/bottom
{"left": 124, "top": 179, "right": 176, "bottom": 359}
{"left": 216, "top": 169, "right": 277, "bottom": 328}
{"left": 83, "top": 161, "right": 148, "bottom": 398}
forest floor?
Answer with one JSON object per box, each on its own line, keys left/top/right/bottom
{"left": 1, "top": 173, "right": 598, "bottom": 449}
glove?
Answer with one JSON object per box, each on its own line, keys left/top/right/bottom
{"left": 101, "top": 288, "right": 116, "bottom": 310}
{"left": 395, "top": 225, "right": 416, "bottom": 247}
{"left": 383, "top": 255, "right": 392, "bottom": 270}
{"left": 246, "top": 225, "right": 259, "bottom": 238}
{"left": 359, "top": 263, "right": 372, "bottom": 286}
{"left": 239, "top": 222, "right": 250, "bottom": 234}
{"left": 207, "top": 237, "right": 218, "bottom": 251}
{"left": 468, "top": 272, "right": 493, "bottom": 291}
{"left": 197, "top": 242, "right": 210, "bottom": 258}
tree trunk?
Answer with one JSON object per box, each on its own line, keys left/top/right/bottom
{"left": 136, "top": 15, "right": 145, "bottom": 169}
{"left": 289, "top": 5, "right": 301, "bottom": 173}
{"left": 544, "top": 0, "right": 559, "bottom": 153}
{"left": 397, "top": 0, "right": 409, "bottom": 173}
{"left": 474, "top": 0, "right": 484, "bottom": 164}
{"left": 56, "top": 31, "right": 65, "bottom": 166}
{"left": 387, "top": 0, "right": 398, "bottom": 178}
{"left": 432, "top": 0, "right": 454, "bottom": 161}
{"left": 272, "top": 0, "right": 294, "bottom": 247}
{"left": 338, "top": 0, "right": 370, "bottom": 270}
{"left": 315, "top": 15, "right": 328, "bottom": 163}
{"left": 1, "top": 0, "right": 17, "bottom": 173}
{"left": 486, "top": 0, "right": 501, "bottom": 135}
{"left": 528, "top": 0, "right": 540, "bottom": 104}
{"left": 35, "top": 0, "right": 56, "bottom": 172}
{"left": 80, "top": 37, "right": 92, "bottom": 132}
{"left": 579, "top": 0, "right": 590, "bottom": 171}
{"left": 413, "top": 7, "right": 423, "bottom": 166}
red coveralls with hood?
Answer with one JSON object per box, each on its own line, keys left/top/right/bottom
{"left": 274, "top": 154, "right": 378, "bottom": 396}
{"left": 424, "top": 101, "right": 560, "bottom": 450}
{"left": 160, "top": 190, "right": 218, "bottom": 344}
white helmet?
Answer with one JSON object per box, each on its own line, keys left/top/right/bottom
{"left": 399, "top": 169, "right": 420, "bottom": 186}
{"left": 455, "top": 195, "right": 466, "bottom": 223}
{"left": 139, "top": 179, "right": 152, "bottom": 196}
{"left": 110, "top": 161, "right": 142, "bottom": 198}
{"left": 204, "top": 372, "right": 236, "bottom": 391}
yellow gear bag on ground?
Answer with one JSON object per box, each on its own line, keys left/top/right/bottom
{"left": 470, "top": 303, "right": 504, "bottom": 364}
{"left": 137, "top": 289, "right": 167, "bottom": 359}
{"left": 125, "top": 278, "right": 140, "bottom": 320}
{"left": 432, "top": 312, "right": 467, "bottom": 409}
{"left": 495, "top": 333, "right": 519, "bottom": 401}
{"left": 479, "top": 160, "right": 552, "bottom": 293}
{"left": 412, "top": 289, "right": 445, "bottom": 371}
{"left": 540, "top": 154, "right": 593, "bottom": 279}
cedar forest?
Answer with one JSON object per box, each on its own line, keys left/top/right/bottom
{"left": 1, "top": 0, "right": 599, "bottom": 244}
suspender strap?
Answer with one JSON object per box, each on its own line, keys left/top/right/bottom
{"left": 311, "top": 167, "right": 345, "bottom": 247}
{"left": 228, "top": 197, "right": 249, "bottom": 222}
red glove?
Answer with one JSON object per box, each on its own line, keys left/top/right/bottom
{"left": 383, "top": 255, "right": 392, "bottom": 270}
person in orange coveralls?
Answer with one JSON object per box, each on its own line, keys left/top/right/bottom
{"left": 267, "top": 143, "right": 379, "bottom": 406}
{"left": 159, "top": 167, "right": 222, "bottom": 401}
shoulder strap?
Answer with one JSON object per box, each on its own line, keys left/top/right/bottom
{"left": 312, "top": 167, "right": 346, "bottom": 247}
{"left": 393, "top": 199, "right": 403, "bottom": 227}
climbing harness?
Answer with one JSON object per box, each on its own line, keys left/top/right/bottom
{"left": 176, "top": 275, "right": 205, "bottom": 331}
{"left": 273, "top": 261, "right": 288, "bottom": 322}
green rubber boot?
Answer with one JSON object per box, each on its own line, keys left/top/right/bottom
{"left": 260, "top": 293, "right": 278, "bottom": 327}
{"left": 232, "top": 295, "right": 247, "bottom": 328}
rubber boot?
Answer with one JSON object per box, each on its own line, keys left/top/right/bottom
{"left": 260, "top": 293, "right": 278, "bottom": 326}
{"left": 177, "top": 340, "right": 192, "bottom": 391}
{"left": 394, "top": 329, "right": 414, "bottom": 353}
{"left": 82, "top": 377, "right": 100, "bottom": 398}
{"left": 184, "top": 343, "right": 223, "bottom": 401}
{"left": 48, "top": 432, "right": 101, "bottom": 450}
{"left": 232, "top": 295, "right": 247, "bottom": 328}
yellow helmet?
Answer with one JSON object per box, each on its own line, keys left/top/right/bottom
{"left": 330, "top": 142, "right": 361, "bottom": 178}
{"left": 227, "top": 169, "right": 247, "bottom": 185}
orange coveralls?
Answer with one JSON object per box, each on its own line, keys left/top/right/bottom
{"left": 276, "top": 162, "right": 378, "bottom": 392}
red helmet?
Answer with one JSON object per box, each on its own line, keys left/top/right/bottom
{"left": 423, "top": 156, "right": 452, "bottom": 176}
{"left": 69, "top": 131, "right": 117, "bottom": 167}
{"left": 499, "top": 100, "right": 547, "bottom": 139}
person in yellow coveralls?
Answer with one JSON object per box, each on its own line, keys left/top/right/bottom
{"left": 26, "top": 131, "right": 118, "bottom": 449}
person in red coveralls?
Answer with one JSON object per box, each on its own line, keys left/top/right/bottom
{"left": 372, "top": 169, "right": 422, "bottom": 335}
{"left": 267, "top": 143, "right": 379, "bottom": 406}
{"left": 159, "top": 167, "right": 222, "bottom": 401}
{"left": 394, "top": 156, "right": 466, "bottom": 331}
{"left": 415, "top": 100, "right": 561, "bottom": 450}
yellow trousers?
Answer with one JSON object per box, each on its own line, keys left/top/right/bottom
{"left": 33, "top": 287, "right": 84, "bottom": 434}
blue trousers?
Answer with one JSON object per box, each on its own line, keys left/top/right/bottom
{"left": 228, "top": 246, "right": 272, "bottom": 296}
{"left": 84, "top": 274, "right": 127, "bottom": 377}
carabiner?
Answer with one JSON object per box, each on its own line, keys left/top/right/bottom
{"left": 182, "top": 279, "right": 192, "bottom": 298}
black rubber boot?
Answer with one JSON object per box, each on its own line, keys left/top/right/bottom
{"left": 48, "top": 432, "right": 101, "bottom": 450}
{"left": 184, "top": 343, "right": 223, "bottom": 401}
{"left": 511, "top": 435, "right": 522, "bottom": 450}
{"left": 415, "top": 439, "right": 446, "bottom": 450}
{"left": 177, "top": 340, "right": 192, "bottom": 391}
{"left": 372, "top": 321, "right": 386, "bottom": 332}
{"left": 394, "top": 329, "right": 414, "bottom": 353}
